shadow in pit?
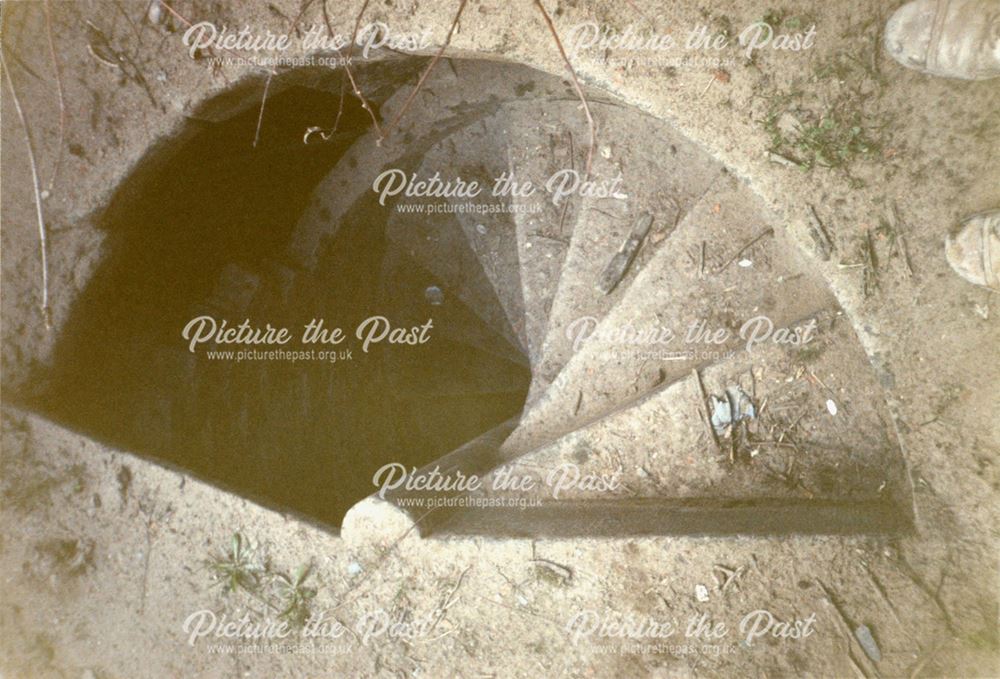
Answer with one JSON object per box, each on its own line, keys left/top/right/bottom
{"left": 31, "top": 79, "right": 530, "bottom": 528}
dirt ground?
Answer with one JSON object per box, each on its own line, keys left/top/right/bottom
{"left": 1, "top": 0, "right": 998, "bottom": 677}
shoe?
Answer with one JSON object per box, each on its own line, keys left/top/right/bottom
{"left": 885, "top": 0, "right": 1000, "bottom": 80}
{"left": 946, "top": 210, "right": 1000, "bottom": 289}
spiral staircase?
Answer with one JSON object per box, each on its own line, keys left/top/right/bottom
{"left": 36, "top": 56, "right": 912, "bottom": 537}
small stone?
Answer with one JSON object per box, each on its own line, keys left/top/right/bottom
{"left": 40, "top": 190, "right": 51, "bottom": 200}
{"left": 147, "top": 0, "right": 163, "bottom": 24}
{"left": 695, "top": 584, "right": 710, "bottom": 602}
{"left": 737, "top": 258, "right": 753, "bottom": 267}
{"left": 854, "top": 624, "right": 881, "bottom": 663}
{"left": 346, "top": 561, "right": 362, "bottom": 576}
{"left": 475, "top": 223, "right": 487, "bottom": 235}
{"left": 424, "top": 285, "right": 444, "bottom": 306}
{"left": 826, "top": 399, "right": 838, "bottom": 416}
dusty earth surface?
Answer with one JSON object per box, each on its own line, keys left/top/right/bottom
{"left": 1, "top": 0, "right": 999, "bottom": 677}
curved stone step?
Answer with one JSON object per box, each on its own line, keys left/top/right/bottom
{"left": 526, "top": 102, "right": 724, "bottom": 405}
{"left": 386, "top": 392, "right": 526, "bottom": 471}
{"left": 507, "top": 172, "right": 837, "bottom": 453}
{"left": 287, "top": 61, "right": 541, "bottom": 271}
{"left": 382, "top": 338, "right": 529, "bottom": 398}
{"left": 412, "top": 120, "right": 530, "bottom": 353}
{"left": 503, "top": 108, "right": 579, "bottom": 366}
{"left": 473, "top": 309, "right": 906, "bottom": 503}
{"left": 385, "top": 310, "right": 910, "bottom": 537}
{"left": 385, "top": 204, "right": 524, "bottom": 355}
{"left": 378, "top": 242, "right": 529, "bottom": 368}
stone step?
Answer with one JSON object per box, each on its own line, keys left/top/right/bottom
{"left": 390, "top": 311, "right": 910, "bottom": 537}
{"left": 507, "top": 172, "right": 836, "bottom": 453}
{"left": 472, "top": 309, "right": 907, "bottom": 505}
{"left": 382, "top": 343, "right": 530, "bottom": 397}
{"left": 387, "top": 392, "right": 527, "bottom": 472}
{"left": 378, "top": 242, "right": 529, "bottom": 368}
{"left": 414, "top": 118, "right": 530, "bottom": 354}
{"left": 384, "top": 201, "right": 525, "bottom": 355}
{"left": 527, "top": 102, "right": 724, "bottom": 405}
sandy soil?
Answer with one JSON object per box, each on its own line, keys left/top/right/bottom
{"left": 1, "top": 0, "right": 998, "bottom": 677}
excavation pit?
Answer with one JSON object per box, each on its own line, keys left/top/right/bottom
{"left": 30, "top": 57, "right": 912, "bottom": 537}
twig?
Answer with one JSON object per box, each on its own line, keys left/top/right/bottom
{"left": 863, "top": 565, "right": 903, "bottom": 629}
{"left": 892, "top": 203, "right": 914, "bottom": 277}
{"left": 533, "top": 0, "right": 596, "bottom": 175}
{"left": 908, "top": 640, "right": 946, "bottom": 679}
{"left": 344, "top": 0, "right": 383, "bottom": 141}
{"left": 807, "top": 204, "right": 834, "bottom": 261}
{"left": 42, "top": 0, "right": 66, "bottom": 193}
{"left": 426, "top": 565, "right": 471, "bottom": 637}
{"left": 716, "top": 227, "right": 774, "bottom": 274}
{"left": 1, "top": 49, "right": 52, "bottom": 329}
{"left": 816, "top": 579, "right": 882, "bottom": 679}
{"left": 286, "top": 0, "right": 317, "bottom": 37}
{"left": 252, "top": 71, "right": 273, "bottom": 148}
{"left": 768, "top": 151, "right": 802, "bottom": 168}
{"left": 892, "top": 554, "right": 957, "bottom": 635}
{"left": 692, "top": 368, "right": 722, "bottom": 455}
{"left": 530, "top": 558, "right": 573, "bottom": 583}
{"left": 861, "top": 229, "right": 879, "bottom": 297}
{"left": 384, "top": 0, "right": 468, "bottom": 138}
{"left": 556, "top": 130, "right": 574, "bottom": 238}
{"left": 623, "top": 0, "right": 657, "bottom": 30}
{"left": 321, "top": 0, "right": 346, "bottom": 133}
{"left": 848, "top": 653, "right": 872, "bottom": 679}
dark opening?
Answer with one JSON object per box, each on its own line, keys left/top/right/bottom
{"left": 35, "top": 67, "right": 530, "bottom": 526}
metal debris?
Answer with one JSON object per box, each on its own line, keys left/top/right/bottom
{"left": 710, "top": 386, "right": 757, "bottom": 434}
{"left": 596, "top": 212, "right": 654, "bottom": 294}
